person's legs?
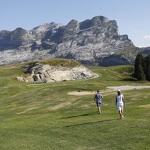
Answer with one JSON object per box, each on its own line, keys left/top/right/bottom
{"left": 121, "top": 108, "right": 124, "bottom": 118}
{"left": 97, "top": 103, "right": 101, "bottom": 113}
{"left": 118, "top": 110, "right": 122, "bottom": 119}
{"left": 98, "top": 106, "right": 101, "bottom": 113}
{"left": 118, "top": 105, "right": 124, "bottom": 119}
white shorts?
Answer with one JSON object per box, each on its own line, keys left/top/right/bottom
{"left": 117, "top": 103, "right": 124, "bottom": 111}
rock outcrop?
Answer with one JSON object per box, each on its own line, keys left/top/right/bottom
{"left": 16, "top": 62, "right": 98, "bottom": 83}
{"left": 0, "top": 16, "right": 141, "bottom": 66}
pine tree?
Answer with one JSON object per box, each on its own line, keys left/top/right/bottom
{"left": 147, "top": 65, "right": 150, "bottom": 81}
{"left": 137, "top": 65, "right": 146, "bottom": 80}
{"left": 134, "top": 53, "right": 146, "bottom": 80}
{"left": 146, "top": 54, "right": 150, "bottom": 81}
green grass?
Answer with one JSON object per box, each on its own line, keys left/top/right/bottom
{"left": 0, "top": 64, "right": 150, "bottom": 150}
{"left": 23, "top": 58, "right": 81, "bottom": 67}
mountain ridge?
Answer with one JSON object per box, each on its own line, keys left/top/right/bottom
{"left": 0, "top": 15, "right": 146, "bottom": 66}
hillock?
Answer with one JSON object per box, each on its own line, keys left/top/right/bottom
{"left": 16, "top": 58, "right": 99, "bottom": 83}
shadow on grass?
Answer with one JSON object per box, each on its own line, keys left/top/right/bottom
{"left": 65, "top": 118, "right": 119, "bottom": 127}
{"left": 122, "top": 78, "right": 137, "bottom": 81}
{"left": 61, "top": 112, "right": 97, "bottom": 119}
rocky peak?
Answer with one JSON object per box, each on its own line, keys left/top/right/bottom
{"left": 91, "top": 16, "right": 109, "bottom": 25}
{"left": 0, "top": 30, "right": 11, "bottom": 36}
{"left": 66, "top": 19, "right": 79, "bottom": 28}
{"left": 80, "top": 16, "right": 109, "bottom": 30}
{"left": 31, "top": 22, "right": 63, "bottom": 37}
{"left": 62, "top": 19, "right": 80, "bottom": 40}
{"left": 0, "top": 30, "right": 11, "bottom": 50}
{"left": 0, "top": 28, "right": 33, "bottom": 49}
{"left": 10, "top": 28, "right": 32, "bottom": 45}
{"left": 30, "top": 23, "right": 63, "bottom": 44}
{"left": 64, "top": 19, "right": 80, "bottom": 33}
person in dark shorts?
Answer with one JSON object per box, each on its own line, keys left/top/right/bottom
{"left": 94, "top": 90, "right": 103, "bottom": 114}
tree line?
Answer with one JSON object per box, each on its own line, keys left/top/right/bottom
{"left": 134, "top": 53, "right": 150, "bottom": 81}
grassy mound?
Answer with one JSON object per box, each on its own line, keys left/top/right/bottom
{"left": 25, "top": 58, "right": 81, "bottom": 67}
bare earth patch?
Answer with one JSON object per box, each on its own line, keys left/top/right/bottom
{"left": 47, "top": 102, "right": 72, "bottom": 111}
{"left": 68, "top": 85, "right": 150, "bottom": 96}
{"left": 107, "top": 85, "right": 150, "bottom": 91}
{"left": 139, "top": 104, "right": 150, "bottom": 108}
{"left": 17, "top": 107, "right": 38, "bottom": 115}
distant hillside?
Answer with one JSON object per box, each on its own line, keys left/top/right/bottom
{"left": 0, "top": 16, "right": 145, "bottom": 66}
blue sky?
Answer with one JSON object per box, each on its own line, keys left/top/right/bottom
{"left": 0, "top": 0, "right": 150, "bottom": 47}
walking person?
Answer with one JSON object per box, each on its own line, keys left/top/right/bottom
{"left": 94, "top": 90, "right": 103, "bottom": 114}
{"left": 115, "top": 89, "right": 125, "bottom": 119}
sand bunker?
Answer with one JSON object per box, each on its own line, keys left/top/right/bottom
{"left": 68, "top": 91, "right": 96, "bottom": 96}
{"left": 68, "top": 85, "right": 150, "bottom": 96}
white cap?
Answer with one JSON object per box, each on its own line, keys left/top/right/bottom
{"left": 117, "top": 89, "right": 121, "bottom": 92}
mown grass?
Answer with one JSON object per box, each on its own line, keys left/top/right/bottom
{"left": 0, "top": 64, "right": 150, "bottom": 150}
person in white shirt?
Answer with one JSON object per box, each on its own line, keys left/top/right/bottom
{"left": 115, "top": 89, "right": 125, "bottom": 119}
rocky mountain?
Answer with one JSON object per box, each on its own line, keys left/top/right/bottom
{"left": 0, "top": 16, "right": 143, "bottom": 66}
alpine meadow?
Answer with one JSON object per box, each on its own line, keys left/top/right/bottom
{"left": 0, "top": 63, "right": 150, "bottom": 150}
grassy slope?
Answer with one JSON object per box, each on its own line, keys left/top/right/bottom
{"left": 0, "top": 64, "right": 150, "bottom": 150}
